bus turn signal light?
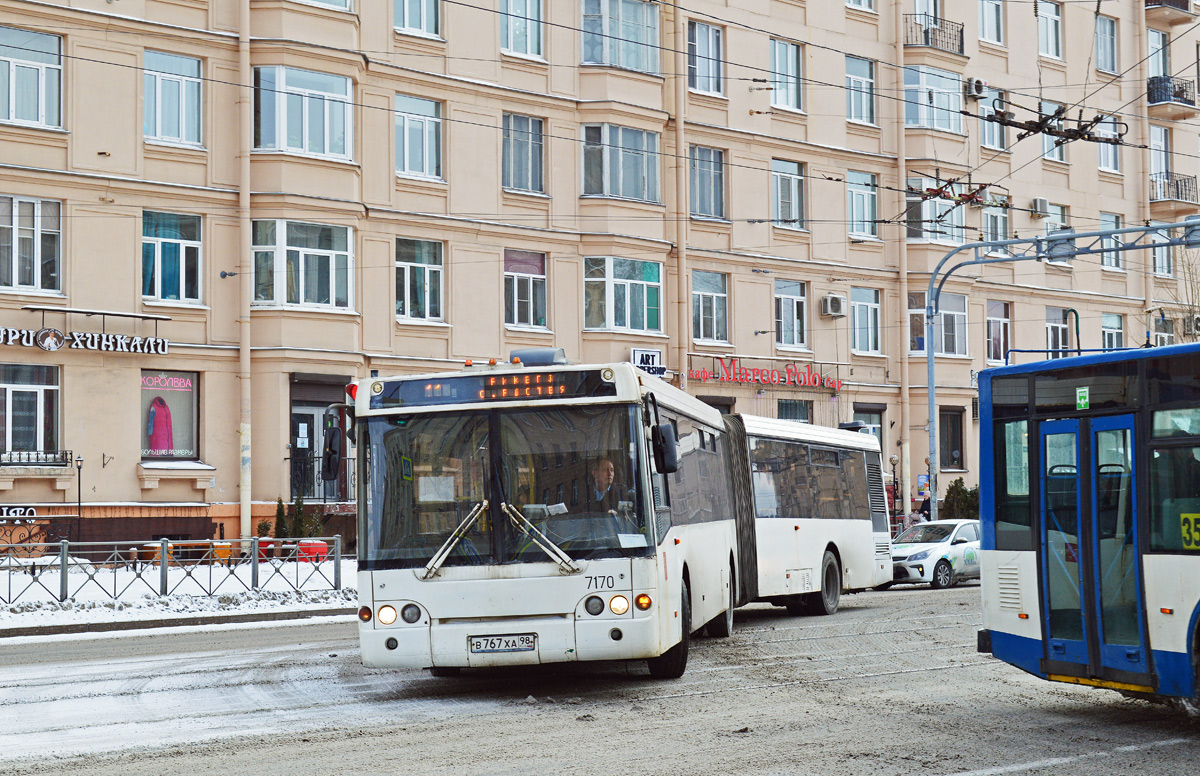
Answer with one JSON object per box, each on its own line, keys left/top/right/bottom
{"left": 358, "top": 606, "right": 372, "bottom": 622}
{"left": 635, "top": 594, "right": 652, "bottom": 611}
{"left": 1018, "top": 613, "right": 1029, "bottom": 620}
{"left": 1162, "top": 608, "right": 1174, "bottom": 615}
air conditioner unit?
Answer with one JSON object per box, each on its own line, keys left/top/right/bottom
{"left": 1030, "top": 197, "right": 1051, "bottom": 218}
{"left": 964, "top": 77, "right": 988, "bottom": 100}
{"left": 821, "top": 294, "right": 847, "bottom": 317}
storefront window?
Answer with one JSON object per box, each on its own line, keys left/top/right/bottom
{"left": 1, "top": 363, "right": 58, "bottom": 462}
{"left": 140, "top": 370, "right": 198, "bottom": 460}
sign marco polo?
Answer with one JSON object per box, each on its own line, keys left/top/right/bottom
{"left": 689, "top": 357, "right": 844, "bottom": 392}
{"left": 3, "top": 326, "right": 170, "bottom": 355}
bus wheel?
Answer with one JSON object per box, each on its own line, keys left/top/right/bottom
{"left": 931, "top": 560, "right": 954, "bottom": 590}
{"left": 707, "top": 563, "right": 735, "bottom": 638}
{"left": 428, "top": 666, "right": 461, "bottom": 678}
{"left": 648, "top": 585, "right": 690, "bottom": 679}
{"left": 803, "top": 551, "right": 841, "bottom": 616}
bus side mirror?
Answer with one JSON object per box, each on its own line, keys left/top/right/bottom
{"left": 321, "top": 425, "right": 344, "bottom": 482}
{"left": 652, "top": 423, "right": 679, "bottom": 474}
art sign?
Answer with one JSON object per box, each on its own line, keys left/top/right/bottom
{"left": 2, "top": 326, "right": 170, "bottom": 354}
{"left": 687, "top": 357, "right": 843, "bottom": 392}
{"left": 631, "top": 348, "right": 666, "bottom": 377}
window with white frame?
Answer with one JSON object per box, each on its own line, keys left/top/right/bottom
{"left": 1043, "top": 203, "right": 1067, "bottom": 236}
{"left": 1149, "top": 30, "right": 1168, "bottom": 78}
{"left": 1155, "top": 317, "right": 1175, "bottom": 347}
{"left": 1041, "top": 100, "right": 1065, "bottom": 161}
{"left": 0, "top": 364, "right": 58, "bottom": 459}
{"left": 846, "top": 56, "right": 875, "bottom": 124}
{"left": 979, "top": 0, "right": 1003, "bottom": 44}
{"left": 1038, "top": 1, "right": 1061, "bottom": 58}
{"left": 847, "top": 171, "right": 878, "bottom": 238}
{"left": 1099, "top": 212, "right": 1122, "bottom": 269}
{"left": 584, "top": 257, "right": 662, "bottom": 331}
{"left": 986, "top": 300, "right": 1011, "bottom": 363}
{"left": 851, "top": 286, "right": 881, "bottom": 354}
{"left": 692, "top": 270, "right": 728, "bottom": 342}
{"left": 770, "top": 39, "right": 802, "bottom": 111}
{"left": 582, "top": 0, "right": 659, "bottom": 74}
{"left": 1095, "top": 16, "right": 1117, "bottom": 73}
{"left": 853, "top": 408, "right": 884, "bottom": 450}
{"left": 502, "top": 113, "right": 543, "bottom": 193}
{"left": 905, "top": 178, "right": 965, "bottom": 244}
{"left": 1046, "top": 306, "right": 1070, "bottom": 358}
{"left": 689, "top": 146, "right": 725, "bottom": 219}
{"left": 1152, "top": 224, "right": 1174, "bottom": 276}
{"left": 142, "top": 211, "right": 201, "bottom": 304}
{"left": 0, "top": 27, "right": 61, "bottom": 129}
{"left": 688, "top": 21, "right": 723, "bottom": 94}
{"left": 908, "top": 291, "right": 967, "bottom": 356}
{"left": 772, "top": 159, "right": 804, "bottom": 229}
{"left": 252, "top": 220, "right": 352, "bottom": 309}
{"left": 394, "top": 0, "right": 439, "bottom": 36}
{"left": 144, "top": 52, "right": 201, "bottom": 146}
{"left": 846, "top": 0, "right": 874, "bottom": 9}
{"left": 904, "top": 66, "right": 962, "bottom": 133}
{"left": 1096, "top": 115, "right": 1121, "bottom": 172}
{"left": 504, "top": 249, "right": 547, "bottom": 327}
{"left": 582, "top": 124, "right": 659, "bottom": 202}
{"left": 395, "top": 238, "right": 443, "bottom": 320}
{"left": 0, "top": 195, "right": 60, "bottom": 293}
{"left": 774, "top": 279, "right": 806, "bottom": 348}
{"left": 395, "top": 94, "right": 441, "bottom": 179}
{"left": 982, "top": 197, "right": 1009, "bottom": 248}
{"left": 980, "top": 87, "right": 1007, "bottom": 150}
{"left": 1101, "top": 313, "right": 1124, "bottom": 350}
{"left": 253, "top": 67, "right": 350, "bottom": 159}
{"left": 309, "top": 0, "right": 351, "bottom": 8}
{"left": 501, "top": 0, "right": 542, "bottom": 57}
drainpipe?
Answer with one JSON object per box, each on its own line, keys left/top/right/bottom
{"left": 673, "top": 5, "right": 689, "bottom": 390}
{"left": 238, "top": 0, "right": 253, "bottom": 539}
{"left": 1134, "top": 9, "right": 1154, "bottom": 346}
{"left": 893, "top": 1, "right": 912, "bottom": 516}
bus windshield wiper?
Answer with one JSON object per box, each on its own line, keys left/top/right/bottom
{"left": 500, "top": 502, "right": 581, "bottom": 575}
{"left": 422, "top": 500, "right": 489, "bottom": 580}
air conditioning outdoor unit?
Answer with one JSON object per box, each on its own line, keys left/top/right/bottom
{"left": 821, "top": 294, "right": 847, "bottom": 317}
{"left": 1030, "top": 197, "right": 1051, "bottom": 218}
{"left": 964, "top": 77, "right": 988, "bottom": 100}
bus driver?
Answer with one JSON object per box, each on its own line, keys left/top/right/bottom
{"left": 588, "top": 457, "right": 619, "bottom": 513}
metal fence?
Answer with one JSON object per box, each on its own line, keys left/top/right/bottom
{"left": 1150, "top": 172, "right": 1199, "bottom": 203}
{"left": 1146, "top": 0, "right": 1191, "bottom": 13}
{"left": 0, "top": 450, "right": 73, "bottom": 466}
{"left": 0, "top": 536, "right": 345, "bottom": 604}
{"left": 290, "top": 451, "right": 356, "bottom": 503}
{"left": 903, "top": 14, "right": 964, "bottom": 55}
{"left": 1148, "top": 74, "right": 1196, "bottom": 106}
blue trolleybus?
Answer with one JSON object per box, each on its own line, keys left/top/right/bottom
{"left": 977, "top": 343, "right": 1200, "bottom": 707}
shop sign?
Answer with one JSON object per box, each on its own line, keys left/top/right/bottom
{"left": 688, "top": 357, "right": 843, "bottom": 392}
{"left": 3, "top": 326, "right": 169, "bottom": 355}
{"left": 0, "top": 506, "right": 38, "bottom": 518}
{"left": 631, "top": 348, "right": 666, "bottom": 377}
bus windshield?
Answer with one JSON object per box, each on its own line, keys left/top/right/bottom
{"left": 361, "top": 405, "right": 649, "bottom": 568}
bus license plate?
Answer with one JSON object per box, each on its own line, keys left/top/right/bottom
{"left": 469, "top": 634, "right": 536, "bottom": 653}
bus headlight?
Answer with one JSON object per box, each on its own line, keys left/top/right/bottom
{"left": 401, "top": 604, "right": 421, "bottom": 623}
{"left": 377, "top": 605, "right": 398, "bottom": 625}
{"left": 585, "top": 596, "right": 605, "bottom": 616}
{"left": 609, "top": 595, "right": 630, "bottom": 615}
{"left": 635, "top": 594, "right": 652, "bottom": 611}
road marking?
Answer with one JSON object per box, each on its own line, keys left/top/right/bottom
{"left": 943, "top": 738, "right": 1192, "bottom": 776}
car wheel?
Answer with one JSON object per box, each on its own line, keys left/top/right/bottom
{"left": 648, "top": 584, "right": 690, "bottom": 679}
{"left": 802, "top": 551, "right": 841, "bottom": 616}
{"left": 931, "top": 560, "right": 953, "bottom": 590}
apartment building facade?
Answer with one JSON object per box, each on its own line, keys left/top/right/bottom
{"left": 1, "top": 0, "right": 1197, "bottom": 538}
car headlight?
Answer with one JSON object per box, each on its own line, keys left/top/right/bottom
{"left": 907, "top": 549, "right": 931, "bottom": 561}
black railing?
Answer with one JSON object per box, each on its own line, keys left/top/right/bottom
{"left": 289, "top": 452, "right": 355, "bottom": 503}
{"left": 1146, "top": 0, "right": 1191, "bottom": 12}
{"left": 1148, "top": 75, "right": 1196, "bottom": 106}
{"left": 1150, "top": 172, "right": 1199, "bottom": 202}
{"left": 903, "top": 14, "right": 964, "bottom": 55}
{"left": 0, "top": 450, "right": 73, "bottom": 466}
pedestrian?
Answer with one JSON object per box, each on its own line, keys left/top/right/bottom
{"left": 919, "top": 496, "right": 931, "bottom": 520}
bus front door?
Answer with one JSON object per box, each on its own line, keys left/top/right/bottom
{"left": 1039, "top": 414, "right": 1149, "bottom": 683}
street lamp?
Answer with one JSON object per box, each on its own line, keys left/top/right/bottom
{"left": 888, "top": 455, "right": 899, "bottom": 516}
{"left": 75, "top": 456, "right": 83, "bottom": 540}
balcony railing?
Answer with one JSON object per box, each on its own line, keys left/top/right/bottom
{"left": 1150, "top": 172, "right": 1199, "bottom": 203}
{"left": 1146, "top": 0, "right": 1190, "bottom": 12}
{"left": 903, "top": 14, "right": 964, "bottom": 56}
{"left": 0, "top": 450, "right": 73, "bottom": 467}
{"left": 1148, "top": 74, "right": 1196, "bottom": 106}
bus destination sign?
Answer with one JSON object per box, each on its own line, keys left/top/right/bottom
{"left": 372, "top": 369, "right": 618, "bottom": 409}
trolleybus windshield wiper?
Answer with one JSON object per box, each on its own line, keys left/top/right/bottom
{"left": 500, "top": 502, "right": 581, "bottom": 575}
{"left": 422, "top": 500, "right": 489, "bottom": 580}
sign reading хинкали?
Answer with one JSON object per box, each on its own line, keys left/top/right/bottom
{"left": 2, "top": 326, "right": 170, "bottom": 355}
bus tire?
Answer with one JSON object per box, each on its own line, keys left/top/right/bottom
{"left": 428, "top": 666, "right": 461, "bottom": 678}
{"left": 707, "top": 563, "right": 735, "bottom": 638}
{"left": 648, "top": 585, "right": 690, "bottom": 679}
{"left": 931, "top": 560, "right": 954, "bottom": 590}
{"left": 803, "top": 551, "right": 841, "bottom": 616}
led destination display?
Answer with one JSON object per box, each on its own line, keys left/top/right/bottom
{"left": 372, "top": 369, "right": 618, "bottom": 409}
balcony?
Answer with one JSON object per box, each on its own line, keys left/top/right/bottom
{"left": 0, "top": 450, "right": 73, "bottom": 467}
{"left": 1146, "top": 0, "right": 1196, "bottom": 25}
{"left": 1147, "top": 75, "right": 1199, "bottom": 120}
{"left": 1150, "top": 172, "right": 1200, "bottom": 219}
{"left": 903, "top": 14, "right": 964, "bottom": 56}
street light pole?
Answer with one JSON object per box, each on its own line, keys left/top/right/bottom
{"left": 75, "top": 455, "right": 83, "bottom": 542}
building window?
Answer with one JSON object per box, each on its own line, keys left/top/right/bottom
{"left": 692, "top": 270, "right": 728, "bottom": 343}
{"left": 144, "top": 51, "right": 201, "bottom": 146}
{"left": 309, "top": 0, "right": 351, "bottom": 8}
{"left": 1152, "top": 224, "right": 1173, "bottom": 276}
{"left": 0, "top": 27, "right": 61, "bottom": 129}
{"left": 778, "top": 399, "right": 812, "bottom": 422}
{"left": 252, "top": 220, "right": 352, "bottom": 309}
{"left": 939, "top": 407, "right": 965, "bottom": 470}
{"left": 1043, "top": 203, "right": 1067, "bottom": 237}
{"left": 772, "top": 160, "right": 805, "bottom": 229}
{"left": 689, "top": 146, "right": 725, "bottom": 219}
{"left": 905, "top": 178, "right": 965, "bottom": 244}
{"left": 770, "top": 39, "right": 802, "bottom": 111}
{"left": 501, "top": 0, "right": 542, "bottom": 57}
{"left": 847, "top": 171, "right": 878, "bottom": 238}
{"left": 395, "top": 94, "right": 441, "bottom": 179}
{"left": 1096, "top": 115, "right": 1121, "bottom": 172}
{"left": 582, "top": 0, "right": 659, "bottom": 74}
{"left": 1099, "top": 212, "right": 1122, "bottom": 269}
{"left": 980, "top": 87, "right": 1006, "bottom": 150}
{"left": 0, "top": 195, "right": 60, "bottom": 293}
{"left": 982, "top": 197, "right": 1009, "bottom": 249}
{"left": 904, "top": 66, "right": 962, "bottom": 133}
{"left": 1046, "top": 306, "right": 1070, "bottom": 358}
{"left": 986, "top": 300, "right": 1011, "bottom": 364}
{"left": 1149, "top": 30, "right": 1168, "bottom": 78}
{"left": 140, "top": 370, "right": 199, "bottom": 460}
{"left": 584, "top": 257, "right": 661, "bottom": 332}
{"left": 582, "top": 124, "right": 659, "bottom": 203}
{"left": 1101, "top": 313, "right": 1125, "bottom": 351}
{"left": 854, "top": 408, "right": 883, "bottom": 450}
{"left": 504, "top": 249, "right": 547, "bottom": 327}
{"left": 908, "top": 291, "right": 967, "bottom": 356}
{"left": 142, "top": 212, "right": 201, "bottom": 303}
{"left": 395, "top": 238, "right": 443, "bottom": 320}
{"left": 0, "top": 364, "right": 58, "bottom": 460}
{"left": 395, "top": 0, "right": 439, "bottom": 36}
{"left": 1095, "top": 16, "right": 1117, "bottom": 73}
{"left": 846, "top": 0, "right": 873, "bottom": 9}
{"left": 1155, "top": 317, "right": 1175, "bottom": 347}
{"left": 253, "top": 66, "right": 351, "bottom": 160}
{"left": 851, "top": 286, "right": 881, "bottom": 354}
{"left": 1038, "top": 1, "right": 1061, "bottom": 59}
{"left": 979, "top": 0, "right": 1003, "bottom": 44}
{"left": 1041, "top": 100, "right": 1064, "bottom": 161}
{"left": 502, "top": 113, "right": 543, "bottom": 193}
{"left": 846, "top": 56, "right": 875, "bottom": 124}
{"left": 774, "top": 279, "right": 806, "bottom": 348}
{"left": 687, "top": 21, "right": 723, "bottom": 94}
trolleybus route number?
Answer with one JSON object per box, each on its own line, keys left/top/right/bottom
{"left": 1182, "top": 513, "right": 1200, "bottom": 551}
{"left": 586, "top": 575, "right": 616, "bottom": 590}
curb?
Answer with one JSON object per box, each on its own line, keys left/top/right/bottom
{"left": 0, "top": 606, "right": 358, "bottom": 638}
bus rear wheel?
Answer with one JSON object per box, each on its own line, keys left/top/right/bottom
{"left": 803, "top": 551, "right": 841, "bottom": 616}
{"left": 648, "top": 585, "right": 690, "bottom": 679}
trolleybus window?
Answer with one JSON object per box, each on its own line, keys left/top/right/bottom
{"left": 1149, "top": 443, "right": 1200, "bottom": 552}
{"left": 1147, "top": 352, "right": 1200, "bottom": 405}
{"left": 1034, "top": 364, "right": 1137, "bottom": 414}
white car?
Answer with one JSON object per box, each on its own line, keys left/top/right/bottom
{"left": 889, "top": 519, "right": 981, "bottom": 589}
